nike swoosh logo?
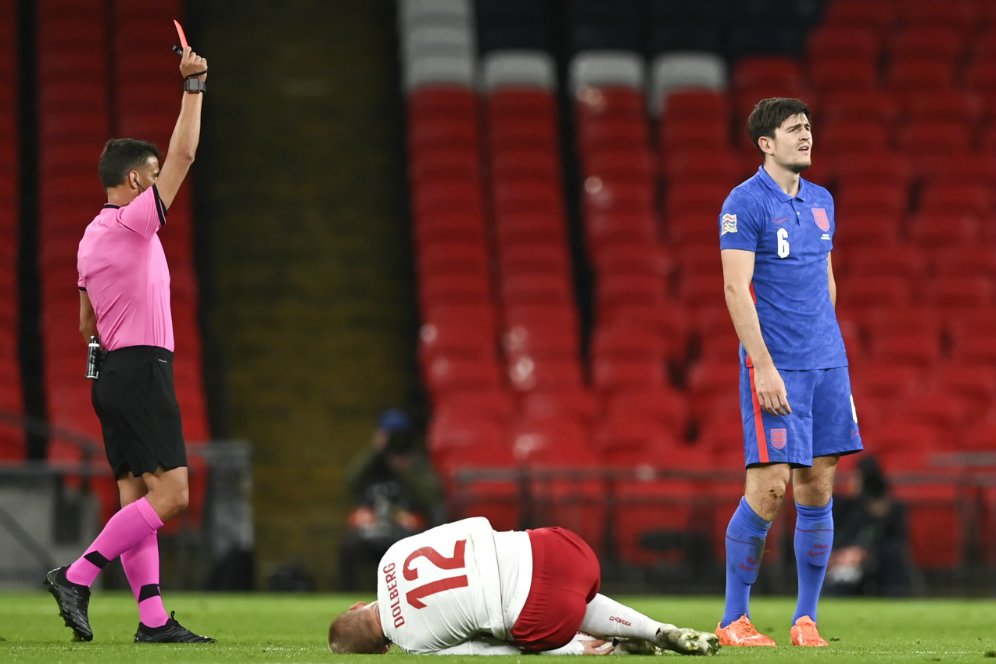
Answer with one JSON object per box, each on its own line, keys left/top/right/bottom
{"left": 772, "top": 217, "right": 789, "bottom": 224}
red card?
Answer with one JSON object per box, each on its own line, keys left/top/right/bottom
{"left": 173, "top": 19, "right": 190, "bottom": 49}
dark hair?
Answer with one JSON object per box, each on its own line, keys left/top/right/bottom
{"left": 746, "top": 97, "right": 812, "bottom": 155}
{"left": 98, "top": 138, "right": 162, "bottom": 188}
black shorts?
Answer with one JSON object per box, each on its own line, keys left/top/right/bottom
{"left": 91, "top": 346, "right": 187, "bottom": 478}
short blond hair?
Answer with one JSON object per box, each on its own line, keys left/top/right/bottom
{"left": 328, "top": 608, "right": 388, "bottom": 654}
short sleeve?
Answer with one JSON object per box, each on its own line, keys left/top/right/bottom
{"left": 718, "top": 189, "right": 763, "bottom": 252}
{"left": 116, "top": 184, "right": 167, "bottom": 238}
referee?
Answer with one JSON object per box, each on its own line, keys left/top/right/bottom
{"left": 44, "top": 46, "right": 213, "bottom": 644}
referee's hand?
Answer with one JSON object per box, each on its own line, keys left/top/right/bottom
{"left": 179, "top": 46, "right": 208, "bottom": 81}
{"left": 753, "top": 364, "right": 791, "bottom": 416}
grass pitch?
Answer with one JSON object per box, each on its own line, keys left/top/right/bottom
{"left": 1, "top": 592, "right": 994, "bottom": 662}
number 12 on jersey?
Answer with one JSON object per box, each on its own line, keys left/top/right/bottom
{"left": 402, "top": 540, "right": 469, "bottom": 608}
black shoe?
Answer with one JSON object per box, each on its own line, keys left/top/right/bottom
{"left": 44, "top": 566, "right": 93, "bottom": 642}
{"left": 135, "top": 611, "right": 215, "bottom": 643}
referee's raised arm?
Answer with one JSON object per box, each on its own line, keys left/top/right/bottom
{"left": 156, "top": 46, "right": 208, "bottom": 209}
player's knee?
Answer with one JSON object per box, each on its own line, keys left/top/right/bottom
{"left": 157, "top": 487, "right": 189, "bottom": 520}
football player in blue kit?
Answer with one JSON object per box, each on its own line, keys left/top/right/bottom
{"left": 715, "top": 98, "right": 863, "bottom": 648}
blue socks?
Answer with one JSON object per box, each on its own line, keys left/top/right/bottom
{"left": 793, "top": 500, "right": 833, "bottom": 623}
{"left": 721, "top": 497, "right": 772, "bottom": 628}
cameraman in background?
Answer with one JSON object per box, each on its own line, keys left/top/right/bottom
{"left": 338, "top": 409, "right": 442, "bottom": 591}
{"left": 825, "top": 455, "right": 915, "bottom": 596}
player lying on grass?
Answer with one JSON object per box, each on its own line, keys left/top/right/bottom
{"left": 328, "top": 517, "right": 719, "bottom": 655}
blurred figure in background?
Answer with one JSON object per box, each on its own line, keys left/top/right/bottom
{"left": 825, "top": 456, "right": 914, "bottom": 596}
{"left": 338, "top": 409, "right": 442, "bottom": 590}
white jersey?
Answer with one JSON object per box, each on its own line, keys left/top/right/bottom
{"left": 376, "top": 517, "right": 532, "bottom": 654}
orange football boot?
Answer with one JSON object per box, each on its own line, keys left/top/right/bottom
{"left": 790, "top": 616, "right": 829, "bottom": 647}
{"left": 714, "top": 616, "right": 776, "bottom": 647}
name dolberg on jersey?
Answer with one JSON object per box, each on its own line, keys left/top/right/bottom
{"left": 383, "top": 563, "right": 406, "bottom": 628}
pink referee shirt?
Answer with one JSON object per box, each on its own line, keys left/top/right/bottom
{"left": 77, "top": 185, "right": 173, "bottom": 352}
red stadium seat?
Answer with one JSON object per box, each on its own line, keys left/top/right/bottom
{"left": 433, "top": 388, "right": 517, "bottom": 425}
{"left": 488, "top": 118, "right": 557, "bottom": 151}
{"left": 837, "top": 275, "right": 912, "bottom": 310}
{"left": 506, "top": 355, "right": 583, "bottom": 393}
{"left": 410, "top": 148, "right": 481, "bottom": 184}
{"left": 807, "top": 25, "right": 881, "bottom": 64}
{"left": 659, "top": 120, "right": 731, "bottom": 153}
{"left": 850, "top": 361, "right": 926, "bottom": 402}
{"left": 592, "top": 356, "right": 668, "bottom": 394}
{"left": 838, "top": 244, "right": 925, "bottom": 281}
{"left": 819, "top": 119, "right": 890, "bottom": 154}
{"left": 664, "top": 181, "right": 733, "bottom": 219}
{"left": 809, "top": 57, "right": 879, "bottom": 95}
{"left": 578, "top": 120, "right": 649, "bottom": 153}
{"left": 425, "top": 356, "right": 503, "bottom": 398}
{"left": 500, "top": 272, "right": 573, "bottom": 306}
{"left": 490, "top": 149, "right": 559, "bottom": 182}
{"left": 591, "top": 323, "right": 668, "bottom": 360}
{"left": 918, "top": 184, "right": 992, "bottom": 217}
{"left": 408, "top": 115, "right": 479, "bottom": 151}
{"left": 591, "top": 418, "right": 681, "bottom": 468}
{"left": 733, "top": 56, "right": 806, "bottom": 91}
{"left": 960, "top": 420, "right": 996, "bottom": 452}
{"left": 929, "top": 363, "right": 996, "bottom": 409}
{"left": 663, "top": 149, "right": 743, "bottom": 185}
{"left": 907, "top": 211, "right": 979, "bottom": 247}
{"left": 904, "top": 89, "right": 985, "bottom": 126}
{"left": 889, "top": 27, "right": 964, "bottom": 62}
{"left": 582, "top": 177, "right": 655, "bottom": 217}
{"left": 822, "top": 0, "right": 897, "bottom": 31}
{"left": 497, "top": 243, "right": 571, "bottom": 279}
{"left": 867, "top": 328, "right": 942, "bottom": 366}
{"left": 895, "top": 0, "right": 976, "bottom": 29}
{"left": 603, "top": 388, "right": 689, "bottom": 433}
{"left": 925, "top": 275, "right": 994, "bottom": 312}
{"left": 413, "top": 180, "right": 484, "bottom": 217}
{"left": 520, "top": 388, "right": 601, "bottom": 424}
{"left": 686, "top": 358, "right": 740, "bottom": 403}
{"left": 408, "top": 86, "right": 477, "bottom": 122}
{"left": 888, "top": 57, "right": 955, "bottom": 94}
{"left": 898, "top": 119, "right": 972, "bottom": 156}
{"left": 575, "top": 86, "right": 645, "bottom": 123}
{"left": 417, "top": 270, "right": 492, "bottom": 309}
{"left": 487, "top": 88, "right": 555, "bottom": 120}
{"left": 418, "top": 309, "right": 497, "bottom": 367}
{"left": 820, "top": 89, "right": 901, "bottom": 127}
{"left": 834, "top": 183, "right": 907, "bottom": 219}
{"left": 582, "top": 148, "right": 656, "bottom": 190}
{"left": 503, "top": 314, "right": 580, "bottom": 359}
{"left": 596, "top": 301, "right": 690, "bottom": 353}
{"left": 927, "top": 244, "right": 996, "bottom": 280}
{"left": 417, "top": 240, "right": 489, "bottom": 278}
{"left": 661, "top": 90, "right": 731, "bottom": 125}
{"left": 590, "top": 241, "right": 673, "bottom": 279}
{"left": 595, "top": 272, "right": 667, "bottom": 310}
{"left": 584, "top": 210, "right": 659, "bottom": 247}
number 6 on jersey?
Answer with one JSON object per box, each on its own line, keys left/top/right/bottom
{"left": 777, "top": 227, "right": 790, "bottom": 258}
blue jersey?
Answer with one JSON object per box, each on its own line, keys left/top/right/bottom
{"left": 718, "top": 166, "right": 848, "bottom": 370}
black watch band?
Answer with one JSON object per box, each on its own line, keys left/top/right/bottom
{"left": 183, "top": 78, "right": 206, "bottom": 93}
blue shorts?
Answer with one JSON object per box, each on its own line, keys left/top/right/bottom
{"left": 739, "top": 364, "right": 863, "bottom": 467}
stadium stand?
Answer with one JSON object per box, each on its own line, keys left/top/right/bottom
{"left": 0, "top": 0, "right": 25, "bottom": 459}
{"left": 397, "top": 0, "right": 996, "bottom": 578}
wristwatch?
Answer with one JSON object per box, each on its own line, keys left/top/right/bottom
{"left": 183, "top": 78, "right": 206, "bottom": 93}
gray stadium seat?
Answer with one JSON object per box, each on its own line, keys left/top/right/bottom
{"left": 649, "top": 51, "right": 727, "bottom": 116}
{"left": 404, "top": 53, "right": 476, "bottom": 91}
{"left": 481, "top": 50, "right": 557, "bottom": 90}
{"left": 403, "top": 24, "right": 476, "bottom": 63}
{"left": 569, "top": 50, "right": 645, "bottom": 94}
{"left": 398, "top": 0, "right": 473, "bottom": 28}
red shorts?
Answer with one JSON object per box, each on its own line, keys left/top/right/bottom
{"left": 510, "top": 527, "right": 601, "bottom": 652}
